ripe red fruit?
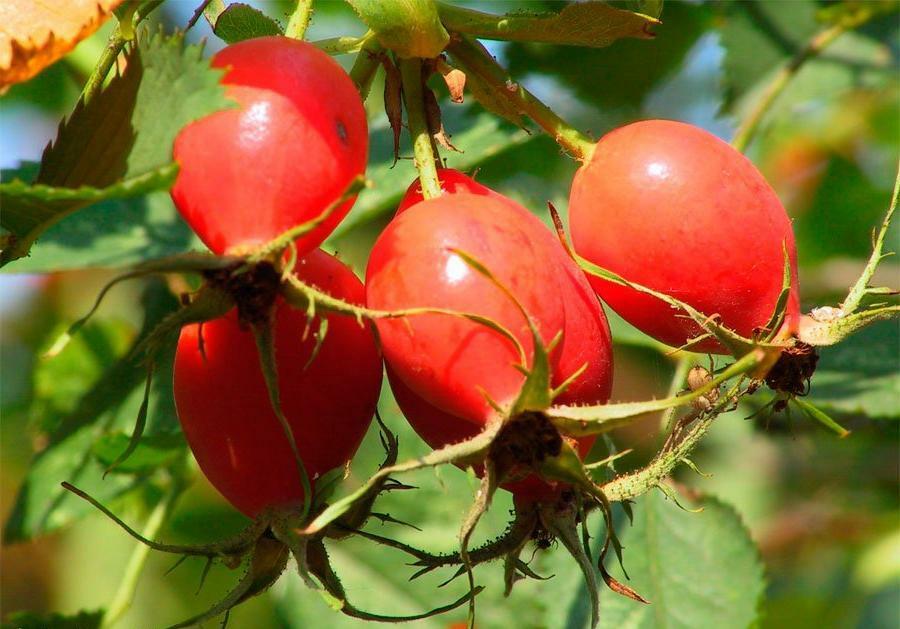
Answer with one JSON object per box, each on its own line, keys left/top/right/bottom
{"left": 569, "top": 119, "right": 801, "bottom": 353}
{"left": 395, "top": 168, "right": 498, "bottom": 213}
{"left": 171, "top": 37, "right": 368, "bottom": 256}
{"left": 174, "top": 250, "right": 382, "bottom": 517}
{"left": 369, "top": 186, "right": 613, "bottom": 502}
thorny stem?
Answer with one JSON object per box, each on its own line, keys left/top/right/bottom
{"left": 603, "top": 381, "right": 745, "bottom": 502}
{"left": 399, "top": 58, "right": 442, "bottom": 199}
{"left": 731, "top": 23, "right": 848, "bottom": 152}
{"left": 447, "top": 36, "right": 595, "bottom": 161}
{"left": 842, "top": 161, "right": 899, "bottom": 314}
{"left": 285, "top": 0, "right": 314, "bottom": 40}
{"left": 102, "top": 475, "right": 187, "bottom": 628}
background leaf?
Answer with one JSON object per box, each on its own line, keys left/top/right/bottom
{"left": 3, "top": 281, "right": 184, "bottom": 543}
{"left": 807, "top": 321, "right": 900, "bottom": 420}
{"left": 212, "top": 3, "right": 283, "bottom": 44}
{"left": 589, "top": 491, "right": 765, "bottom": 629}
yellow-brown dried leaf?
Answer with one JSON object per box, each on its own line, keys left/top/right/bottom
{"left": 0, "top": 0, "right": 124, "bottom": 89}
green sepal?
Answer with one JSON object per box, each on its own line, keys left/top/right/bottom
{"left": 546, "top": 351, "right": 763, "bottom": 436}
{"left": 760, "top": 244, "right": 793, "bottom": 342}
{"left": 302, "top": 420, "right": 504, "bottom": 535}
{"left": 792, "top": 397, "right": 851, "bottom": 437}
{"left": 165, "top": 536, "right": 290, "bottom": 629}
{"left": 281, "top": 273, "right": 524, "bottom": 362}
{"left": 44, "top": 252, "right": 235, "bottom": 358}
{"left": 102, "top": 364, "right": 154, "bottom": 476}
{"left": 346, "top": 0, "right": 449, "bottom": 58}
{"left": 576, "top": 253, "right": 781, "bottom": 359}
{"left": 448, "top": 248, "right": 554, "bottom": 414}
{"left": 252, "top": 323, "right": 313, "bottom": 520}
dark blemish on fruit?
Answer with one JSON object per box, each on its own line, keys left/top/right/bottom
{"left": 336, "top": 119, "right": 348, "bottom": 144}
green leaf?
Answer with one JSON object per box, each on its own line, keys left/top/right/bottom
{"left": 1, "top": 610, "right": 103, "bottom": 629}
{"left": 212, "top": 3, "right": 283, "bottom": 44}
{"left": 556, "top": 492, "right": 765, "bottom": 629}
{"left": 346, "top": 0, "right": 448, "bottom": 58}
{"left": 438, "top": 1, "right": 659, "bottom": 48}
{"left": 0, "top": 30, "right": 234, "bottom": 267}
{"left": 3, "top": 281, "right": 182, "bottom": 543}
{"left": 2, "top": 192, "right": 202, "bottom": 273}
{"left": 0, "top": 166, "right": 178, "bottom": 265}
{"left": 504, "top": 2, "right": 712, "bottom": 118}
{"left": 807, "top": 321, "right": 900, "bottom": 419}
{"left": 30, "top": 320, "right": 134, "bottom": 434}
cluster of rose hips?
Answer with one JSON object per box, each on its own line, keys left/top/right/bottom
{"left": 112, "top": 35, "right": 802, "bottom": 624}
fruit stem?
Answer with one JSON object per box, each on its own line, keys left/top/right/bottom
{"left": 399, "top": 57, "right": 442, "bottom": 199}
{"left": 285, "top": 0, "right": 314, "bottom": 40}
{"left": 102, "top": 472, "right": 187, "bottom": 628}
{"left": 348, "top": 37, "right": 382, "bottom": 100}
{"left": 730, "top": 8, "right": 880, "bottom": 152}
{"left": 447, "top": 36, "right": 595, "bottom": 162}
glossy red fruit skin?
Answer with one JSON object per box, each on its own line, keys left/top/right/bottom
{"left": 174, "top": 250, "right": 382, "bottom": 518}
{"left": 569, "top": 119, "right": 800, "bottom": 353}
{"left": 374, "top": 183, "right": 614, "bottom": 503}
{"left": 171, "top": 37, "right": 368, "bottom": 256}
{"left": 395, "top": 168, "right": 498, "bottom": 213}
{"left": 367, "top": 193, "right": 571, "bottom": 425}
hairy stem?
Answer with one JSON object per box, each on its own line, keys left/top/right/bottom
{"left": 603, "top": 382, "right": 744, "bottom": 502}
{"left": 285, "top": 0, "right": 314, "bottom": 40}
{"left": 447, "top": 36, "right": 595, "bottom": 161}
{"left": 399, "top": 57, "right": 442, "bottom": 199}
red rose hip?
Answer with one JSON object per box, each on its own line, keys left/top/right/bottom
{"left": 174, "top": 250, "right": 382, "bottom": 518}
{"left": 171, "top": 37, "right": 368, "bottom": 256}
{"left": 569, "top": 119, "right": 800, "bottom": 353}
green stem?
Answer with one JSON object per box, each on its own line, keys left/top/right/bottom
{"left": 447, "top": 36, "right": 595, "bottom": 161}
{"left": 603, "top": 382, "right": 743, "bottom": 503}
{"left": 80, "top": 33, "right": 126, "bottom": 104}
{"left": 285, "top": 0, "right": 314, "bottom": 40}
{"left": 102, "top": 477, "right": 186, "bottom": 628}
{"left": 80, "top": 0, "right": 164, "bottom": 105}
{"left": 348, "top": 37, "right": 382, "bottom": 100}
{"left": 399, "top": 58, "right": 441, "bottom": 199}
{"left": 731, "top": 23, "right": 847, "bottom": 152}
{"left": 841, "top": 161, "right": 899, "bottom": 314}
